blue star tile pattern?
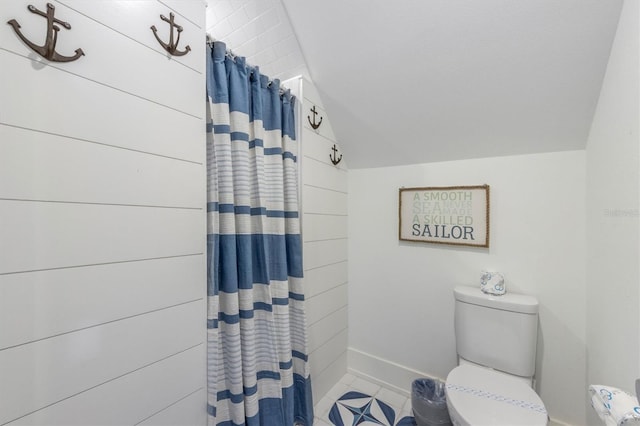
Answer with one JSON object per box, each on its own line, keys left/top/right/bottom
{"left": 328, "top": 391, "right": 416, "bottom": 426}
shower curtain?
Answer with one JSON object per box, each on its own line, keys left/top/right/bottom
{"left": 205, "top": 41, "right": 313, "bottom": 426}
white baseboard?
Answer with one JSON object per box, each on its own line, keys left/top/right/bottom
{"left": 347, "top": 347, "right": 443, "bottom": 398}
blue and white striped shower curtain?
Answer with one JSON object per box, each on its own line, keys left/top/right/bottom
{"left": 205, "top": 41, "right": 313, "bottom": 426}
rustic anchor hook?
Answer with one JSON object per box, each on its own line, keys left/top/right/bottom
{"left": 308, "top": 105, "right": 323, "bottom": 130}
{"left": 151, "top": 12, "right": 191, "bottom": 56}
{"left": 330, "top": 144, "right": 342, "bottom": 166}
{"left": 7, "top": 3, "right": 84, "bottom": 63}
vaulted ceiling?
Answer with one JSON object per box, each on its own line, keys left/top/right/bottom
{"left": 207, "top": 1, "right": 624, "bottom": 169}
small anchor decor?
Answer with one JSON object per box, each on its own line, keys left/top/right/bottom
{"left": 330, "top": 143, "right": 342, "bottom": 166}
{"left": 151, "top": 12, "right": 191, "bottom": 56}
{"left": 307, "top": 105, "right": 323, "bottom": 130}
{"left": 7, "top": 3, "right": 84, "bottom": 63}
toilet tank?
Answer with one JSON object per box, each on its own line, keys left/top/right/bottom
{"left": 454, "top": 285, "right": 539, "bottom": 378}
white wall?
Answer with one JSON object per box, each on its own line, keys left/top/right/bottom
{"left": 586, "top": 0, "right": 639, "bottom": 424}
{"left": 286, "top": 76, "right": 349, "bottom": 403}
{"left": 293, "top": 78, "right": 350, "bottom": 402}
{"left": 348, "top": 151, "right": 587, "bottom": 425}
{"left": 0, "top": 1, "right": 206, "bottom": 424}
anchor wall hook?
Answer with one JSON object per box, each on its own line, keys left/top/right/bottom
{"left": 7, "top": 3, "right": 84, "bottom": 63}
{"left": 330, "top": 144, "right": 342, "bottom": 166}
{"left": 151, "top": 12, "right": 191, "bottom": 56}
{"left": 308, "top": 105, "right": 323, "bottom": 130}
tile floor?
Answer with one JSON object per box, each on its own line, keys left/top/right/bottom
{"left": 312, "top": 374, "right": 566, "bottom": 426}
{"left": 313, "top": 374, "right": 415, "bottom": 426}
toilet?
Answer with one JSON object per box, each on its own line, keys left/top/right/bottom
{"left": 445, "top": 286, "right": 548, "bottom": 426}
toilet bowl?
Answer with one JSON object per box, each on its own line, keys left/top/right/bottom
{"left": 445, "top": 363, "right": 547, "bottom": 426}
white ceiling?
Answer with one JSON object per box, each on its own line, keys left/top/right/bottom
{"left": 208, "top": 1, "right": 624, "bottom": 169}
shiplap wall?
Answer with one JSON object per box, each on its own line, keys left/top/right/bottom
{"left": 286, "top": 77, "right": 349, "bottom": 401}
{"left": 0, "top": 1, "right": 206, "bottom": 425}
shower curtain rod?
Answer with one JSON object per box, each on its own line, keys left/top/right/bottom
{"left": 206, "top": 33, "right": 237, "bottom": 60}
{"left": 205, "top": 32, "right": 292, "bottom": 93}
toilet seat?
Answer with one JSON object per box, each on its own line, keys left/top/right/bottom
{"left": 445, "top": 364, "right": 548, "bottom": 426}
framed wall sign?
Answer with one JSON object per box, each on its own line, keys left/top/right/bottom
{"left": 399, "top": 185, "right": 490, "bottom": 248}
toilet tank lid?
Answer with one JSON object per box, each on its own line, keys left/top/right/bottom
{"left": 454, "top": 286, "right": 539, "bottom": 314}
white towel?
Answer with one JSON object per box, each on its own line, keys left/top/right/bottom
{"left": 589, "top": 384, "right": 640, "bottom": 426}
{"left": 480, "top": 270, "right": 505, "bottom": 295}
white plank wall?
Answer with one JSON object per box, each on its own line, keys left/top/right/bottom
{"left": 291, "top": 77, "right": 350, "bottom": 403}
{"left": 0, "top": 1, "right": 206, "bottom": 425}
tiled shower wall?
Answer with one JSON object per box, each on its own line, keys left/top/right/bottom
{"left": 205, "top": 0, "right": 309, "bottom": 81}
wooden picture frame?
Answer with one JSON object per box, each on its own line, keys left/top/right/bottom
{"left": 399, "top": 185, "right": 490, "bottom": 248}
